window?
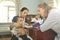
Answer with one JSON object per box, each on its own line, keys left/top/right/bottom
{"left": 54, "top": 0, "right": 60, "bottom": 8}
{"left": 0, "top": 1, "right": 16, "bottom": 23}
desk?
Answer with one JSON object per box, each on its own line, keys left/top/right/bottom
{"left": 29, "top": 28, "right": 57, "bottom": 40}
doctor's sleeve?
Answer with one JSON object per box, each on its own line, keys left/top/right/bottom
{"left": 40, "top": 10, "right": 57, "bottom": 32}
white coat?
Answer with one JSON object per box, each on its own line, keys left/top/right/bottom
{"left": 40, "top": 8, "right": 60, "bottom": 40}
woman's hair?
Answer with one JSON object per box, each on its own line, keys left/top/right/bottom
{"left": 38, "top": 2, "right": 52, "bottom": 14}
{"left": 20, "top": 7, "right": 29, "bottom": 12}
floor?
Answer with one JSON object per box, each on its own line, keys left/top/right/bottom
{"left": 0, "top": 35, "right": 11, "bottom": 40}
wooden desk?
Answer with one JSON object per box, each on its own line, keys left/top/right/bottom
{"left": 29, "top": 28, "right": 57, "bottom": 40}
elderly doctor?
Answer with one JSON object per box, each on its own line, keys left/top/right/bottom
{"left": 38, "top": 2, "right": 60, "bottom": 40}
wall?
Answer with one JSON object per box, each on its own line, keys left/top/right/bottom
{"left": 20, "top": 0, "right": 50, "bottom": 15}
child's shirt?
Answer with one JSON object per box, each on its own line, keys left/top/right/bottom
{"left": 31, "top": 18, "right": 43, "bottom": 24}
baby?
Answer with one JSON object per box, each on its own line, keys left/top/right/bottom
{"left": 11, "top": 16, "right": 32, "bottom": 40}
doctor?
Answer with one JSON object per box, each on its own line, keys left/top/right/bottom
{"left": 38, "top": 2, "right": 60, "bottom": 40}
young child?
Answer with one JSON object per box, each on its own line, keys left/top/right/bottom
{"left": 31, "top": 14, "right": 43, "bottom": 28}
{"left": 10, "top": 16, "right": 32, "bottom": 40}
{"left": 31, "top": 14, "right": 43, "bottom": 24}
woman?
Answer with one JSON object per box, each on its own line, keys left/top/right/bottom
{"left": 12, "top": 7, "right": 29, "bottom": 23}
{"left": 38, "top": 2, "right": 60, "bottom": 40}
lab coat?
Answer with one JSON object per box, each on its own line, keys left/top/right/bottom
{"left": 40, "top": 8, "right": 60, "bottom": 40}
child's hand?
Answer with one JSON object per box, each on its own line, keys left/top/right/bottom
{"left": 24, "top": 25, "right": 32, "bottom": 28}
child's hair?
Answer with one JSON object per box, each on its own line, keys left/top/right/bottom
{"left": 35, "top": 14, "right": 40, "bottom": 17}
{"left": 12, "top": 16, "right": 19, "bottom": 22}
{"left": 35, "top": 14, "right": 42, "bottom": 18}
{"left": 12, "top": 16, "right": 24, "bottom": 22}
